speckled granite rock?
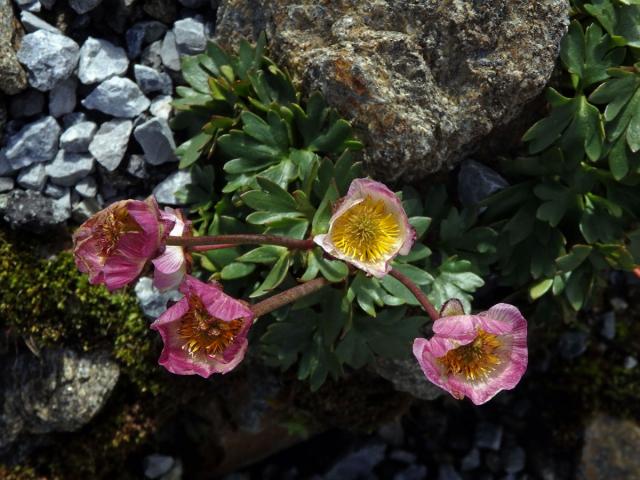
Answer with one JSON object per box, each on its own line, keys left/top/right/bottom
{"left": 215, "top": 0, "right": 569, "bottom": 180}
{"left": 373, "top": 356, "right": 443, "bottom": 401}
{"left": 0, "top": 0, "right": 28, "bottom": 95}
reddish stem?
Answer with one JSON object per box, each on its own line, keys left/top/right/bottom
{"left": 250, "top": 277, "right": 330, "bottom": 318}
{"left": 166, "top": 234, "right": 316, "bottom": 251}
{"left": 389, "top": 268, "right": 440, "bottom": 322}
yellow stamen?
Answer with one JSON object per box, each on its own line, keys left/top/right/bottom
{"left": 438, "top": 329, "right": 502, "bottom": 382}
{"left": 178, "top": 295, "right": 243, "bottom": 356}
{"left": 330, "top": 196, "right": 401, "bottom": 263}
{"left": 96, "top": 204, "right": 141, "bottom": 257}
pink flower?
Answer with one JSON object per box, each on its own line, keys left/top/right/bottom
{"left": 314, "top": 178, "right": 416, "bottom": 277}
{"left": 150, "top": 275, "right": 254, "bottom": 377}
{"left": 152, "top": 208, "right": 192, "bottom": 291}
{"left": 73, "top": 197, "right": 173, "bottom": 291}
{"left": 413, "top": 303, "right": 528, "bottom": 405}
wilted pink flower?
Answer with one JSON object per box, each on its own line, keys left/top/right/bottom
{"left": 314, "top": 178, "right": 415, "bottom": 277}
{"left": 413, "top": 303, "right": 528, "bottom": 405}
{"left": 150, "top": 275, "right": 254, "bottom": 377}
{"left": 73, "top": 197, "right": 172, "bottom": 291}
{"left": 152, "top": 208, "right": 192, "bottom": 291}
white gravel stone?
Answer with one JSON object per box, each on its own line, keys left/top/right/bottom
{"left": 178, "top": 0, "right": 208, "bottom": 7}
{"left": 75, "top": 176, "right": 97, "bottom": 197}
{"left": 82, "top": 77, "right": 150, "bottom": 118}
{"left": 15, "top": 0, "right": 41, "bottom": 12}
{"left": 78, "top": 37, "right": 129, "bottom": 84}
{"left": 49, "top": 77, "right": 77, "bottom": 118}
{"left": 134, "top": 117, "right": 176, "bottom": 165}
{"left": 17, "top": 30, "right": 80, "bottom": 91}
{"left": 4, "top": 116, "right": 61, "bottom": 170}
{"left": 69, "top": 0, "right": 103, "bottom": 14}
{"left": 149, "top": 95, "right": 172, "bottom": 120}
{"left": 46, "top": 150, "right": 94, "bottom": 187}
{"left": 126, "top": 21, "right": 167, "bottom": 59}
{"left": 17, "top": 163, "right": 47, "bottom": 190}
{"left": 62, "top": 112, "right": 87, "bottom": 129}
{"left": 43, "top": 182, "right": 69, "bottom": 199}
{"left": 60, "top": 121, "right": 98, "bottom": 153}
{"left": 173, "top": 18, "right": 207, "bottom": 55}
{"left": 72, "top": 197, "right": 101, "bottom": 222}
{"left": 133, "top": 64, "right": 172, "bottom": 95}
{"left": 152, "top": 170, "right": 191, "bottom": 205}
{"left": 0, "top": 177, "right": 15, "bottom": 193}
{"left": 20, "top": 11, "right": 62, "bottom": 34}
{"left": 9, "top": 90, "right": 45, "bottom": 118}
{"left": 160, "top": 31, "right": 180, "bottom": 71}
{"left": 88, "top": 119, "right": 133, "bottom": 171}
{"left": 0, "top": 150, "right": 16, "bottom": 176}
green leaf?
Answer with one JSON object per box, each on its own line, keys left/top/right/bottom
{"left": 348, "top": 272, "right": 385, "bottom": 317}
{"left": 428, "top": 258, "right": 484, "bottom": 313}
{"left": 309, "top": 119, "right": 353, "bottom": 153}
{"left": 529, "top": 278, "right": 553, "bottom": 300}
{"left": 220, "top": 262, "right": 256, "bottom": 280}
{"left": 181, "top": 55, "right": 211, "bottom": 93}
{"left": 565, "top": 266, "right": 592, "bottom": 311}
{"left": 176, "top": 132, "right": 210, "bottom": 169}
{"left": 250, "top": 252, "right": 292, "bottom": 297}
{"left": 316, "top": 255, "right": 349, "bottom": 282}
{"left": 555, "top": 245, "right": 593, "bottom": 272}
{"left": 236, "top": 246, "right": 287, "bottom": 264}
{"left": 218, "top": 131, "right": 281, "bottom": 161}
{"left": 585, "top": 1, "right": 640, "bottom": 48}
{"left": 409, "top": 217, "right": 432, "bottom": 239}
{"left": 312, "top": 181, "right": 339, "bottom": 235}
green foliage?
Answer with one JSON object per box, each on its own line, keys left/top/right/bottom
{"left": 0, "top": 230, "right": 160, "bottom": 394}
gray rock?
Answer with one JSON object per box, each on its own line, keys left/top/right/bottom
{"left": 141, "top": 40, "right": 163, "bottom": 70}
{"left": 475, "top": 422, "right": 503, "bottom": 451}
{"left": 0, "top": 0, "right": 28, "bottom": 95}
{"left": 4, "top": 116, "right": 61, "bottom": 170}
{"left": 126, "top": 154, "right": 149, "bottom": 179}
{"left": 458, "top": 160, "right": 509, "bottom": 207}
{"left": 558, "top": 331, "right": 589, "bottom": 360}
{"left": 437, "top": 465, "right": 462, "bottom": 480}
{"left": 14, "top": 0, "right": 40, "bottom": 11}
{"left": 78, "top": 37, "right": 130, "bottom": 85}
{"left": 625, "top": 356, "right": 638, "bottom": 370}
{"left": 388, "top": 450, "right": 416, "bottom": 464}
{"left": 69, "top": 0, "right": 103, "bottom": 14}
{"left": 160, "top": 31, "right": 180, "bottom": 71}
{"left": 60, "top": 121, "right": 98, "bottom": 152}
{"left": 325, "top": 443, "right": 386, "bottom": 480}
{"left": 46, "top": 150, "right": 94, "bottom": 186}
{"left": 178, "top": 0, "right": 208, "bottom": 6}
{"left": 502, "top": 446, "right": 526, "bottom": 474}
{"left": 53, "top": 188, "right": 71, "bottom": 220}
{"left": 0, "top": 176, "right": 14, "bottom": 192}
{"left": 394, "top": 465, "right": 428, "bottom": 480}
{"left": 0, "top": 149, "right": 12, "bottom": 177}
{"left": 216, "top": 0, "right": 568, "bottom": 180}
{"left": 0, "top": 349, "right": 119, "bottom": 449}
{"left": 143, "top": 0, "right": 176, "bottom": 24}
{"left": 134, "top": 117, "right": 176, "bottom": 165}
{"left": 43, "top": 182, "right": 68, "bottom": 199}
{"left": 20, "top": 10, "right": 61, "bottom": 33}
{"left": 89, "top": 119, "right": 133, "bottom": 171}
{"left": 173, "top": 17, "right": 207, "bottom": 55}
{"left": 373, "top": 356, "right": 443, "bottom": 401}
{"left": 0, "top": 99, "right": 5, "bottom": 144}
{"left": 75, "top": 176, "right": 97, "bottom": 197}
{"left": 134, "top": 64, "right": 172, "bottom": 94}
{"left": 150, "top": 94, "right": 173, "bottom": 119}
{"left": 377, "top": 420, "right": 404, "bottom": 447}
{"left": 62, "top": 111, "right": 87, "bottom": 128}
{"left": 144, "top": 454, "right": 175, "bottom": 479}
{"left": 82, "top": 77, "right": 150, "bottom": 118}
{"left": 600, "top": 311, "right": 616, "bottom": 340}
{"left": 134, "top": 276, "right": 183, "bottom": 318}
{"left": 152, "top": 170, "right": 191, "bottom": 205}
{"left": 610, "top": 296, "right": 628, "bottom": 312}
{"left": 71, "top": 197, "right": 101, "bottom": 222}
{"left": 17, "top": 30, "right": 80, "bottom": 91}
{"left": 40, "top": 0, "right": 56, "bottom": 8}
{"left": 49, "top": 77, "right": 77, "bottom": 117}
{"left": 17, "top": 163, "right": 47, "bottom": 190}
{"left": 126, "top": 21, "right": 168, "bottom": 59}
{"left": 9, "top": 89, "right": 45, "bottom": 118}
{"left": 461, "top": 448, "right": 481, "bottom": 471}
{"left": 0, "top": 189, "right": 69, "bottom": 231}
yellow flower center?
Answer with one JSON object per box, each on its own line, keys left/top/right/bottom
{"left": 96, "top": 204, "right": 141, "bottom": 258}
{"left": 178, "top": 295, "right": 243, "bottom": 356}
{"left": 438, "top": 329, "right": 502, "bottom": 382}
{"left": 330, "top": 196, "right": 401, "bottom": 264}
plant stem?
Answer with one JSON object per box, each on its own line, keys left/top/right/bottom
{"left": 251, "top": 277, "right": 330, "bottom": 318}
{"left": 166, "top": 234, "right": 316, "bottom": 251}
{"left": 389, "top": 268, "right": 440, "bottom": 322}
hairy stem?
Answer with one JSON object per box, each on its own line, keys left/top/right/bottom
{"left": 389, "top": 268, "right": 440, "bottom": 322}
{"left": 251, "top": 277, "right": 330, "bottom": 318}
{"left": 167, "top": 234, "right": 316, "bottom": 250}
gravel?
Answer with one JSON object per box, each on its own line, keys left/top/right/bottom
{"left": 152, "top": 170, "right": 191, "bottom": 205}
{"left": 133, "top": 117, "right": 176, "bottom": 165}
{"left": 173, "top": 17, "right": 207, "bottom": 55}
{"left": 74, "top": 176, "right": 98, "bottom": 197}
{"left": 149, "top": 95, "right": 172, "bottom": 119}
{"left": 474, "top": 422, "right": 503, "bottom": 451}
{"left": 49, "top": 77, "right": 78, "bottom": 118}
{"left": 4, "top": 116, "right": 61, "bottom": 170}
{"left": 0, "top": 177, "right": 15, "bottom": 192}
{"left": 44, "top": 183, "right": 69, "bottom": 199}
{"left": 17, "top": 30, "right": 80, "bottom": 91}
{"left": 88, "top": 119, "right": 133, "bottom": 171}
{"left": 126, "top": 21, "right": 168, "bottom": 59}
{"left": 17, "top": 163, "right": 47, "bottom": 190}
{"left": 46, "top": 150, "right": 95, "bottom": 187}
{"left": 160, "top": 31, "right": 180, "bottom": 71}
{"left": 78, "top": 37, "right": 130, "bottom": 84}
{"left": 133, "top": 64, "right": 172, "bottom": 94}
{"left": 20, "top": 10, "right": 61, "bottom": 34}
{"left": 60, "top": 121, "right": 98, "bottom": 152}
{"left": 82, "top": 77, "right": 150, "bottom": 118}
{"left": 9, "top": 89, "right": 45, "bottom": 118}
{"left": 69, "top": 0, "right": 103, "bottom": 14}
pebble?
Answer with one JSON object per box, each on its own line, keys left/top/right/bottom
{"left": 460, "top": 448, "right": 481, "bottom": 471}
{"left": 141, "top": 40, "right": 163, "bottom": 70}
{"left": 40, "top": 0, "right": 56, "bottom": 8}
{"left": 126, "top": 21, "right": 168, "bottom": 59}
{"left": 475, "top": 422, "right": 503, "bottom": 451}
{"left": 44, "top": 183, "right": 69, "bottom": 199}
{"left": 160, "top": 31, "right": 180, "bottom": 71}
{"left": 46, "top": 150, "right": 94, "bottom": 186}
{"left": 1, "top": 189, "right": 71, "bottom": 231}
{"left": 388, "top": 450, "right": 416, "bottom": 464}
{"left": 143, "top": 453, "right": 175, "bottom": 479}
{"left": 126, "top": 154, "right": 148, "bottom": 179}
{"left": 17, "top": 163, "right": 47, "bottom": 190}
{"left": 71, "top": 197, "right": 101, "bottom": 222}
{"left": 600, "top": 311, "right": 616, "bottom": 340}
{"left": 14, "top": 0, "right": 41, "bottom": 12}
{"left": 502, "top": 446, "right": 526, "bottom": 474}
{"left": 78, "top": 37, "right": 130, "bottom": 85}
{"left": 9, "top": 89, "right": 45, "bottom": 118}
{"left": 151, "top": 170, "right": 189, "bottom": 204}
{"left": 0, "top": 150, "right": 14, "bottom": 176}
{"left": 178, "top": 0, "right": 208, "bottom": 6}
{"left": 74, "top": 176, "right": 98, "bottom": 198}
{"left": 49, "top": 77, "right": 77, "bottom": 117}
{"left": 69, "top": 0, "right": 103, "bottom": 14}
{"left": 624, "top": 356, "right": 638, "bottom": 370}
{"left": 610, "top": 297, "right": 628, "bottom": 312}
{"left": 378, "top": 421, "right": 405, "bottom": 447}
{"left": 60, "top": 121, "right": 98, "bottom": 153}
{"left": 437, "top": 464, "right": 462, "bottom": 480}
{"left": 134, "top": 117, "right": 176, "bottom": 165}
{"left": 149, "top": 95, "right": 172, "bottom": 120}
{"left": 4, "top": 116, "right": 61, "bottom": 170}
{"left": 0, "top": 177, "right": 15, "bottom": 193}
{"left": 324, "top": 443, "right": 386, "bottom": 480}
{"left": 62, "top": 112, "right": 87, "bottom": 129}
{"left": 20, "top": 11, "right": 62, "bottom": 34}
{"left": 557, "top": 331, "right": 589, "bottom": 360}
{"left": 458, "top": 159, "right": 509, "bottom": 208}
{"left": 17, "top": 30, "right": 80, "bottom": 91}
{"left": 134, "top": 64, "right": 172, "bottom": 95}
{"left": 173, "top": 17, "right": 207, "bottom": 56}
{"left": 394, "top": 464, "right": 428, "bottom": 480}
{"left": 82, "top": 77, "right": 150, "bottom": 118}
{"left": 89, "top": 119, "right": 133, "bottom": 171}
{"left": 134, "top": 277, "right": 183, "bottom": 318}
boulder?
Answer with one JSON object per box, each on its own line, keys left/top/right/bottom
{"left": 0, "top": 0, "right": 28, "bottom": 95}
{"left": 215, "top": 0, "right": 568, "bottom": 180}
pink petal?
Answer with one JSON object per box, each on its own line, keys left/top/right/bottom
{"left": 432, "top": 315, "right": 479, "bottom": 341}
{"left": 152, "top": 246, "right": 187, "bottom": 291}
{"left": 103, "top": 254, "right": 146, "bottom": 291}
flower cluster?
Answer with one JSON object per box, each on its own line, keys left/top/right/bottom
{"left": 72, "top": 178, "right": 528, "bottom": 403}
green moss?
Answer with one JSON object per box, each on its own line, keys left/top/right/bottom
{"left": 0, "top": 229, "right": 161, "bottom": 394}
